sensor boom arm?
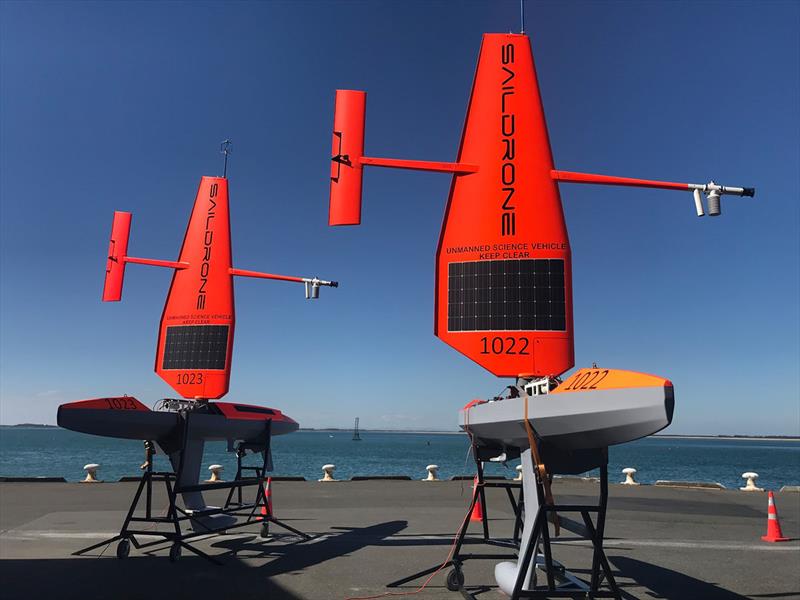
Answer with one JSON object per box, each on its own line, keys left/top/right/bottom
{"left": 550, "top": 170, "right": 755, "bottom": 217}
{"left": 328, "top": 89, "right": 754, "bottom": 224}
{"left": 229, "top": 268, "right": 338, "bottom": 299}
{"left": 102, "top": 211, "right": 337, "bottom": 302}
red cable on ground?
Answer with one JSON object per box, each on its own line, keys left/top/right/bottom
{"left": 344, "top": 407, "right": 481, "bottom": 600}
{"left": 343, "top": 482, "right": 479, "bottom": 600}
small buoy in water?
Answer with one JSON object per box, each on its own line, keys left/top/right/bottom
{"left": 329, "top": 435, "right": 334, "bottom": 438}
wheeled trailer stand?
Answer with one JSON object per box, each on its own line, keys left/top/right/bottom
{"left": 73, "top": 418, "right": 309, "bottom": 565}
{"left": 446, "top": 448, "right": 621, "bottom": 600}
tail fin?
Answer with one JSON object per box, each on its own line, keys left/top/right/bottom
{"left": 329, "top": 89, "right": 366, "bottom": 226}
{"left": 102, "top": 211, "right": 131, "bottom": 302}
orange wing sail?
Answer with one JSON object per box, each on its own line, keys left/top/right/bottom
{"left": 101, "top": 174, "right": 337, "bottom": 401}
{"left": 155, "top": 176, "right": 235, "bottom": 399}
{"left": 327, "top": 32, "right": 753, "bottom": 381}
{"left": 434, "top": 34, "right": 572, "bottom": 378}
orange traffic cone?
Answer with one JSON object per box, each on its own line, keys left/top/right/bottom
{"left": 260, "top": 477, "right": 273, "bottom": 520}
{"left": 470, "top": 475, "right": 484, "bottom": 522}
{"left": 258, "top": 477, "right": 272, "bottom": 538}
{"left": 761, "top": 491, "right": 789, "bottom": 542}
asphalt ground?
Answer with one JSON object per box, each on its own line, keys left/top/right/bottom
{"left": 0, "top": 479, "right": 798, "bottom": 600}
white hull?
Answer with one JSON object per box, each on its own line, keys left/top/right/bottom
{"left": 460, "top": 385, "right": 673, "bottom": 452}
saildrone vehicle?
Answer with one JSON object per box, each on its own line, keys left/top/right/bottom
{"left": 327, "top": 29, "right": 753, "bottom": 599}
{"left": 58, "top": 144, "right": 337, "bottom": 559}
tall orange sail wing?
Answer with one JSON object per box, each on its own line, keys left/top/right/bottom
{"left": 327, "top": 32, "right": 753, "bottom": 378}
{"left": 434, "top": 34, "right": 573, "bottom": 378}
{"left": 155, "top": 176, "right": 235, "bottom": 398}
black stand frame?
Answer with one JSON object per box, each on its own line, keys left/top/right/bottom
{"left": 388, "top": 444, "right": 621, "bottom": 599}
{"left": 73, "top": 418, "right": 309, "bottom": 565}
{"left": 496, "top": 463, "right": 621, "bottom": 599}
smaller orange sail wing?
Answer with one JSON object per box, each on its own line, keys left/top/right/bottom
{"left": 155, "top": 177, "right": 235, "bottom": 399}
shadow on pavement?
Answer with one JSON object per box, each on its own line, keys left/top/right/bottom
{"left": 0, "top": 521, "right": 408, "bottom": 600}
{"left": 211, "top": 519, "right": 408, "bottom": 576}
{"left": 0, "top": 555, "right": 301, "bottom": 600}
{"left": 611, "top": 555, "right": 752, "bottom": 600}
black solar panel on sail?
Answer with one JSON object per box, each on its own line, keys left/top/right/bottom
{"left": 447, "top": 259, "right": 565, "bottom": 332}
{"left": 162, "top": 325, "right": 229, "bottom": 370}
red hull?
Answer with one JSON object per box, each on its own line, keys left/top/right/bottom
{"left": 57, "top": 397, "right": 299, "bottom": 441}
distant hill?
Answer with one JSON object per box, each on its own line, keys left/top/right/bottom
{"left": 0, "top": 423, "right": 58, "bottom": 429}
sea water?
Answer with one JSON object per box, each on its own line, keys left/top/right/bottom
{"left": 0, "top": 428, "right": 798, "bottom": 490}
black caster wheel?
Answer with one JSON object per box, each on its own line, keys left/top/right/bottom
{"left": 116, "top": 538, "right": 130, "bottom": 559}
{"left": 446, "top": 567, "right": 464, "bottom": 591}
{"left": 169, "top": 543, "right": 181, "bottom": 563}
{"left": 260, "top": 523, "right": 270, "bottom": 538}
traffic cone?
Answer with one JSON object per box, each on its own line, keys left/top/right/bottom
{"left": 761, "top": 491, "right": 789, "bottom": 542}
{"left": 470, "top": 475, "right": 484, "bottom": 522}
{"left": 260, "top": 477, "right": 273, "bottom": 520}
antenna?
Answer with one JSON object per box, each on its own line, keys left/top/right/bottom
{"left": 520, "top": 0, "right": 525, "bottom": 34}
{"left": 220, "top": 139, "right": 232, "bottom": 178}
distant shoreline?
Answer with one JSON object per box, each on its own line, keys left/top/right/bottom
{"left": 303, "top": 429, "right": 800, "bottom": 441}
{"left": 1, "top": 424, "right": 798, "bottom": 441}
{"left": 653, "top": 434, "right": 800, "bottom": 442}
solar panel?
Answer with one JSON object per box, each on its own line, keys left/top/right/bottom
{"left": 162, "top": 325, "right": 229, "bottom": 370}
{"left": 447, "top": 259, "right": 566, "bottom": 332}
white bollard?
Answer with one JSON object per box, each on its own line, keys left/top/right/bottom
{"left": 621, "top": 467, "right": 639, "bottom": 486}
{"left": 319, "top": 464, "right": 337, "bottom": 482}
{"left": 207, "top": 464, "right": 224, "bottom": 482}
{"left": 82, "top": 463, "right": 101, "bottom": 483}
{"left": 515, "top": 465, "right": 523, "bottom": 481}
{"left": 740, "top": 472, "right": 764, "bottom": 492}
{"left": 423, "top": 464, "right": 440, "bottom": 481}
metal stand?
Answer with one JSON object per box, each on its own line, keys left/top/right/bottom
{"left": 505, "top": 463, "right": 620, "bottom": 599}
{"left": 387, "top": 440, "right": 621, "bottom": 599}
{"left": 386, "top": 442, "right": 523, "bottom": 590}
{"left": 448, "top": 461, "right": 621, "bottom": 600}
{"left": 73, "top": 419, "right": 309, "bottom": 565}
{"left": 467, "top": 449, "right": 524, "bottom": 547}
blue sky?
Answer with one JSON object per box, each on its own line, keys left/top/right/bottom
{"left": 1, "top": 1, "right": 798, "bottom": 435}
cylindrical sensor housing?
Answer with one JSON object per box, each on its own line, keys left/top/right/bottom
{"left": 329, "top": 89, "right": 366, "bottom": 226}
{"left": 707, "top": 189, "right": 722, "bottom": 216}
{"left": 102, "top": 211, "right": 132, "bottom": 301}
{"left": 693, "top": 188, "right": 705, "bottom": 217}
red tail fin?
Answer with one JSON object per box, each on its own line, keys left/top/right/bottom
{"left": 329, "top": 89, "right": 366, "bottom": 226}
{"left": 102, "top": 211, "right": 131, "bottom": 302}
